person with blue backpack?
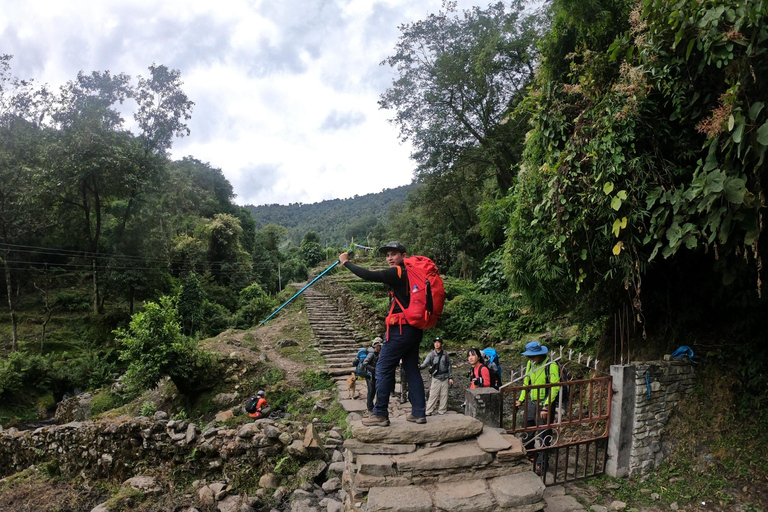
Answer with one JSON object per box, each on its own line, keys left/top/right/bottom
{"left": 362, "top": 338, "right": 382, "bottom": 414}
{"left": 516, "top": 340, "right": 560, "bottom": 475}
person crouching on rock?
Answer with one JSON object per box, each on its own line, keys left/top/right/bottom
{"left": 467, "top": 348, "right": 491, "bottom": 389}
{"left": 248, "top": 390, "right": 271, "bottom": 419}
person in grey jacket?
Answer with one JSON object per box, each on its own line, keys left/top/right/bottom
{"left": 420, "top": 337, "right": 453, "bottom": 415}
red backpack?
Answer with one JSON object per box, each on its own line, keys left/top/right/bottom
{"left": 387, "top": 256, "right": 445, "bottom": 330}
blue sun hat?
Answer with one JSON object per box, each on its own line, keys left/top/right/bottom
{"left": 521, "top": 341, "right": 549, "bottom": 356}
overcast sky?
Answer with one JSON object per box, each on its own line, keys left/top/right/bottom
{"left": 0, "top": 0, "right": 481, "bottom": 206}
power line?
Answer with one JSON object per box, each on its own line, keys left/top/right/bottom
{"left": 0, "top": 241, "right": 257, "bottom": 270}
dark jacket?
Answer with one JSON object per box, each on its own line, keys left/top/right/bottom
{"left": 363, "top": 350, "right": 379, "bottom": 378}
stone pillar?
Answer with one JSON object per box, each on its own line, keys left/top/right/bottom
{"left": 464, "top": 387, "right": 501, "bottom": 428}
{"left": 606, "top": 364, "right": 636, "bottom": 477}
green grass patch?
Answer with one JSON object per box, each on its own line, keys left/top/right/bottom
{"left": 279, "top": 344, "right": 323, "bottom": 366}
{"left": 299, "top": 369, "right": 335, "bottom": 390}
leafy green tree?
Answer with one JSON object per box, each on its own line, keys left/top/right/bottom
{"left": 206, "top": 213, "right": 252, "bottom": 287}
{"left": 299, "top": 241, "right": 324, "bottom": 267}
{"left": 178, "top": 273, "right": 206, "bottom": 336}
{"left": 115, "top": 295, "right": 218, "bottom": 395}
{"left": 301, "top": 231, "right": 320, "bottom": 245}
{"left": 0, "top": 56, "right": 51, "bottom": 349}
{"left": 380, "top": 1, "right": 542, "bottom": 191}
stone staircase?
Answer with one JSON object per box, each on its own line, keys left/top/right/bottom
{"left": 302, "top": 279, "right": 547, "bottom": 512}
{"left": 303, "top": 286, "right": 371, "bottom": 412}
{"left": 342, "top": 414, "right": 546, "bottom": 512}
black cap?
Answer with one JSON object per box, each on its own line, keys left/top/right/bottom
{"left": 378, "top": 241, "right": 406, "bottom": 255}
{"left": 434, "top": 336, "right": 444, "bottom": 344}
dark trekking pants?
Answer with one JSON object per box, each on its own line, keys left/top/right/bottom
{"left": 373, "top": 325, "right": 425, "bottom": 418}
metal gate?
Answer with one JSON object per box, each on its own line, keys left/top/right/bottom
{"left": 499, "top": 348, "right": 612, "bottom": 485}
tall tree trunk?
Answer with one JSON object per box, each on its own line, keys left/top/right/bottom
{"left": 2, "top": 251, "right": 18, "bottom": 351}
{"left": 92, "top": 257, "right": 100, "bottom": 314}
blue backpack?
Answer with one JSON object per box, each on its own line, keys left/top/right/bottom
{"left": 354, "top": 348, "right": 370, "bottom": 378}
{"left": 482, "top": 348, "right": 502, "bottom": 388}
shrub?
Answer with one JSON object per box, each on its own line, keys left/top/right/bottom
{"left": 90, "top": 391, "right": 124, "bottom": 416}
{"left": 140, "top": 401, "right": 157, "bottom": 417}
{"left": 115, "top": 296, "right": 219, "bottom": 396}
{"left": 201, "top": 300, "right": 231, "bottom": 335}
{"left": 0, "top": 352, "right": 51, "bottom": 400}
{"left": 239, "top": 282, "right": 268, "bottom": 306}
{"left": 233, "top": 296, "right": 278, "bottom": 329}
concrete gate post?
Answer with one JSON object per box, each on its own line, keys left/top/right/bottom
{"left": 464, "top": 387, "right": 501, "bottom": 428}
{"left": 606, "top": 364, "right": 636, "bottom": 477}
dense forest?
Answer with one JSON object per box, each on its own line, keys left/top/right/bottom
{"left": 1, "top": 0, "right": 767, "bottom": 425}
{"left": 244, "top": 184, "right": 413, "bottom": 248}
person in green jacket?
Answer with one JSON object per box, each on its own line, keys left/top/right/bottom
{"left": 515, "top": 341, "right": 559, "bottom": 474}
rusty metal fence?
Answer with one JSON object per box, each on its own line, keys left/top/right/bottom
{"left": 499, "top": 349, "right": 612, "bottom": 485}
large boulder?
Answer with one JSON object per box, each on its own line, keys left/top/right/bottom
{"left": 54, "top": 393, "right": 94, "bottom": 423}
{"left": 350, "top": 414, "right": 483, "bottom": 444}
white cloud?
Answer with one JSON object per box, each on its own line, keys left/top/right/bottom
{"left": 1, "top": 0, "right": 479, "bottom": 205}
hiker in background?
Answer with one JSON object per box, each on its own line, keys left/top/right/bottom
{"left": 398, "top": 359, "right": 408, "bottom": 404}
{"left": 363, "top": 338, "right": 383, "bottom": 415}
{"left": 420, "top": 336, "right": 453, "bottom": 415}
{"left": 515, "top": 341, "right": 560, "bottom": 475}
{"left": 247, "top": 390, "right": 271, "bottom": 419}
{"left": 339, "top": 241, "right": 427, "bottom": 426}
{"left": 467, "top": 347, "right": 491, "bottom": 389}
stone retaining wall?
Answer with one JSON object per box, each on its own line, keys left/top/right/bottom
{"left": 0, "top": 415, "right": 301, "bottom": 481}
{"left": 607, "top": 360, "right": 696, "bottom": 477}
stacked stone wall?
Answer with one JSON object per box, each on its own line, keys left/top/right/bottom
{"left": 0, "top": 416, "right": 299, "bottom": 481}
{"left": 315, "top": 278, "right": 384, "bottom": 336}
{"left": 628, "top": 360, "right": 696, "bottom": 476}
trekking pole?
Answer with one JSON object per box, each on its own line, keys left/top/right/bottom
{"left": 259, "top": 251, "right": 352, "bottom": 325}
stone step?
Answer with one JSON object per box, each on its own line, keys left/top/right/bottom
{"left": 363, "top": 473, "right": 546, "bottom": 512}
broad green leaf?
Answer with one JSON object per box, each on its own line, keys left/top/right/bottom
{"left": 749, "top": 102, "right": 764, "bottom": 121}
{"left": 684, "top": 236, "right": 697, "bottom": 249}
{"left": 686, "top": 38, "right": 696, "bottom": 60}
{"left": 612, "top": 219, "right": 622, "bottom": 237}
{"left": 617, "top": 190, "right": 628, "bottom": 200}
{"left": 728, "top": 114, "right": 735, "bottom": 131}
{"left": 611, "top": 196, "right": 622, "bottom": 211}
{"left": 757, "top": 121, "right": 768, "bottom": 146}
{"left": 580, "top": 249, "right": 587, "bottom": 260}
{"left": 666, "top": 223, "right": 682, "bottom": 246}
{"left": 732, "top": 120, "right": 745, "bottom": 143}
{"left": 705, "top": 170, "right": 724, "bottom": 193}
{"left": 621, "top": 217, "right": 627, "bottom": 229}
{"left": 603, "top": 182, "right": 614, "bottom": 195}
{"left": 724, "top": 177, "right": 746, "bottom": 204}
{"left": 649, "top": 241, "right": 662, "bottom": 261}
{"left": 703, "top": 150, "right": 719, "bottom": 172}
{"left": 718, "top": 214, "right": 733, "bottom": 244}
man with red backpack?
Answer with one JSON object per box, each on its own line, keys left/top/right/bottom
{"left": 339, "top": 241, "right": 430, "bottom": 427}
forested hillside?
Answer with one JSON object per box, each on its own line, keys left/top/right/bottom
{"left": 0, "top": 58, "right": 330, "bottom": 422}
{"left": 244, "top": 184, "right": 413, "bottom": 248}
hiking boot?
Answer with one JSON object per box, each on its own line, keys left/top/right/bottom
{"left": 362, "top": 415, "right": 390, "bottom": 427}
{"left": 406, "top": 414, "right": 426, "bottom": 424}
